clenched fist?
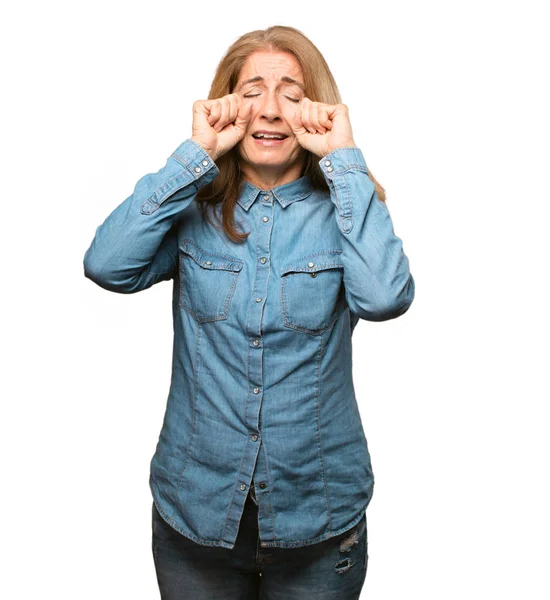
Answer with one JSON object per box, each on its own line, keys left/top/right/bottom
{"left": 290, "top": 98, "right": 357, "bottom": 158}
{"left": 191, "top": 93, "right": 252, "bottom": 162}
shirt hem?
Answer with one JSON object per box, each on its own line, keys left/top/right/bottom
{"left": 257, "top": 507, "right": 368, "bottom": 549}
{"left": 151, "top": 489, "right": 368, "bottom": 550}
{"left": 152, "top": 496, "right": 235, "bottom": 550}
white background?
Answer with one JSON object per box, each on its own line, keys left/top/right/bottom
{"left": 1, "top": 0, "right": 548, "bottom": 598}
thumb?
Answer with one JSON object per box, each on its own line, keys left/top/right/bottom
{"left": 233, "top": 100, "right": 252, "bottom": 133}
{"left": 217, "top": 100, "right": 252, "bottom": 152}
{"left": 289, "top": 107, "right": 307, "bottom": 136}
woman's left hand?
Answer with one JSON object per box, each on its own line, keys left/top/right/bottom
{"left": 290, "top": 98, "right": 357, "bottom": 158}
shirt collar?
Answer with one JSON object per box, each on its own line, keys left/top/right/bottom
{"left": 236, "top": 174, "right": 315, "bottom": 211}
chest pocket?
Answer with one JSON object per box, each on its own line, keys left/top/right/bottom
{"left": 179, "top": 239, "right": 243, "bottom": 323}
{"left": 280, "top": 250, "right": 344, "bottom": 335}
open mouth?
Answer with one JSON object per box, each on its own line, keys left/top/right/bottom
{"left": 251, "top": 132, "right": 289, "bottom": 146}
{"left": 252, "top": 133, "right": 288, "bottom": 140}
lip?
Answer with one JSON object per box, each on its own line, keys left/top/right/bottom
{"left": 251, "top": 130, "right": 290, "bottom": 147}
{"left": 252, "top": 130, "right": 289, "bottom": 138}
{"left": 252, "top": 136, "right": 288, "bottom": 147}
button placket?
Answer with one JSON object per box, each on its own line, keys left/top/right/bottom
{"left": 236, "top": 190, "right": 274, "bottom": 526}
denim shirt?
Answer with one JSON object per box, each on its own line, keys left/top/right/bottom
{"left": 83, "top": 138, "right": 415, "bottom": 550}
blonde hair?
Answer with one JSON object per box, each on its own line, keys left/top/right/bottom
{"left": 196, "top": 25, "right": 386, "bottom": 243}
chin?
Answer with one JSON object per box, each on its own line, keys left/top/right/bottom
{"left": 238, "top": 138, "right": 302, "bottom": 169}
{"left": 250, "top": 155, "right": 291, "bottom": 167}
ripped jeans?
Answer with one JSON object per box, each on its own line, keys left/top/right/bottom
{"left": 152, "top": 485, "right": 369, "bottom": 599}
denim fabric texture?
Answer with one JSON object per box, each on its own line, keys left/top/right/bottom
{"left": 152, "top": 488, "right": 368, "bottom": 599}
{"left": 83, "top": 138, "right": 415, "bottom": 550}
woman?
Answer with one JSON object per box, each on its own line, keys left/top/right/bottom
{"left": 84, "top": 25, "right": 415, "bottom": 600}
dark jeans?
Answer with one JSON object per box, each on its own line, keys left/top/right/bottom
{"left": 152, "top": 485, "right": 368, "bottom": 599}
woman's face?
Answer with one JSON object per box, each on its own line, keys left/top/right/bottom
{"left": 234, "top": 50, "right": 308, "bottom": 182}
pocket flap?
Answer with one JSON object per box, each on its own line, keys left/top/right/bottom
{"left": 281, "top": 250, "right": 343, "bottom": 276}
{"left": 180, "top": 239, "right": 244, "bottom": 272}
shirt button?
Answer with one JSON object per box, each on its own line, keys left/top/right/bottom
{"left": 194, "top": 166, "right": 202, "bottom": 173}
{"left": 253, "top": 339, "right": 260, "bottom": 346}
{"left": 252, "top": 434, "right": 258, "bottom": 441}
{"left": 262, "top": 216, "right": 269, "bottom": 222}
{"left": 253, "top": 387, "right": 260, "bottom": 394}
{"left": 202, "top": 160, "right": 209, "bottom": 166}
{"left": 326, "top": 166, "right": 333, "bottom": 173}
{"left": 259, "top": 482, "right": 267, "bottom": 489}
{"left": 205, "top": 260, "right": 212, "bottom": 265}
{"left": 240, "top": 484, "right": 247, "bottom": 491}
{"left": 308, "top": 262, "right": 314, "bottom": 268}
{"left": 260, "top": 257, "right": 267, "bottom": 264}
{"left": 324, "top": 160, "right": 331, "bottom": 166}
{"left": 255, "top": 297, "right": 262, "bottom": 303}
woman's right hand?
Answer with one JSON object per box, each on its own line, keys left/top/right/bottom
{"left": 191, "top": 93, "right": 251, "bottom": 161}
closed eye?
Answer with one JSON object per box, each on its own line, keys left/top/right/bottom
{"left": 243, "top": 93, "right": 301, "bottom": 103}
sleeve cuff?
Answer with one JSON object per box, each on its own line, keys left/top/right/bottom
{"left": 170, "top": 138, "right": 220, "bottom": 182}
{"left": 318, "top": 146, "right": 374, "bottom": 235}
{"left": 140, "top": 139, "right": 220, "bottom": 215}
{"left": 318, "top": 146, "right": 368, "bottom": 179}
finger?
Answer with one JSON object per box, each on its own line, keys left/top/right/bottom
{"left": 207, "top": 99, "right": 222, "bottom": 128}
{"left": 228, "top": 93, "right": 240, "bottom": 124}
{"left": 325, "top": 103, "right": 339, "bottom": 120}
{"left": 219, "top": 94, "right": 239, "bottom": 131}
{"left": 318, "top": 106, "right": 333, "bottom": 130}
{"left": 233, "top": 97, "right": 252, "bottom": 132}
{"left": 225, "top": 103, "right": 251, "bottom": 146}
{"left": 214, "top": 97, "right": 232, "bottom": 132}
{"left": 302, "top": 98, "right": 315, "bottom": 134}
{"left": 193, "top": 99, "right": 208, "bottom": 115}
{"left": 310, "top": 103, "right": 326, "bottom": 134}
{"left": 289, "top": 106, "right": 306, "bottom": 135}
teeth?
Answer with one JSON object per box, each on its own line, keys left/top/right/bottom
{"left": 254, "top": 133, "right": 285, "bottom": 139}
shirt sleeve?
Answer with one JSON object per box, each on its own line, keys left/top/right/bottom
{"left": 319, "top": 146, "right": 415, "bottom": 322}
{"left": 83, "top": 139, "right": 219, "bottom": 293}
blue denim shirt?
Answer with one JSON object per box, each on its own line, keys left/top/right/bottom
{"left": 83, "top": 138, "right": 415, "bottom": 550}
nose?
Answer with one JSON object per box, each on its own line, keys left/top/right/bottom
{"left": 259, "top": 90, "right": 282, "bottom": 122}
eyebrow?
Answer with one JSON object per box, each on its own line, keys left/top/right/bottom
{"left": 237, "top": 76, "right": 306, "bottom": 93}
